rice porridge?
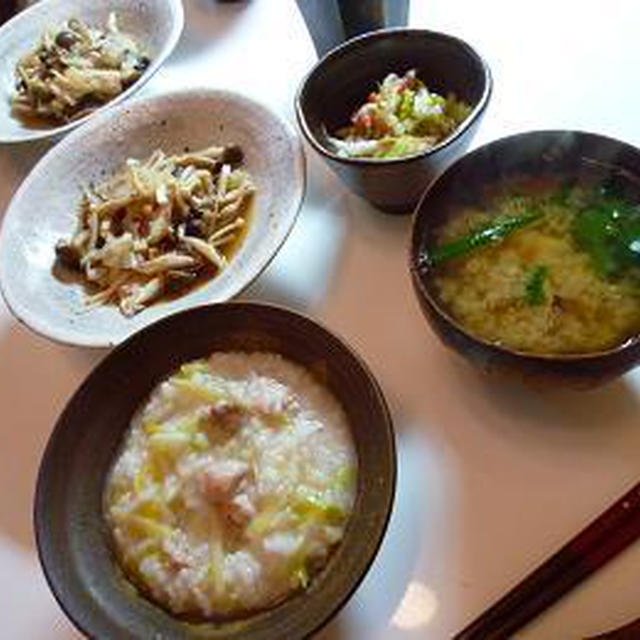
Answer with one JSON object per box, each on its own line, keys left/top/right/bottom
{"left": 103, "top": 351, "right": 357, "bottom": 618}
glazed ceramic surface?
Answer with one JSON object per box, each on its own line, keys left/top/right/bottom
{"left": 410, "top": 131, "right": 640, "bottom": 389}
{"left": 0, "top": 89, "right": 305, "bottom": 347}
{"left": 35, "top": 303, "right": 396, "bottom": 639}
{"left": 0, "top": 0, "right": 184, "bottom": 143}
{"left": 295, "top": 0, "right": 409, "bottom": 57}
{"left": 296, "top": 29, "right": 491, "bottom": 213}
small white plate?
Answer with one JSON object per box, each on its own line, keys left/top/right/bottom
{"left": 0, "top": 88, "right": 306, "bottom": 347}
{"left": 0, "top": 0, "right": 184, "bottom": 144}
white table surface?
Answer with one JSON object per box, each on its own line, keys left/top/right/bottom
{"left": 1, "top": 1, "right": 640, "bottom": 638}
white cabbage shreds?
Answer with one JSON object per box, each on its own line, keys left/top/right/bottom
{"left": 103, "top": 352, "right": 357, "bottom": 618}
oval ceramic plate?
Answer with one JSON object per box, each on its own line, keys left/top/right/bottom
{"left": 0, "top": 0, "right": 184, "bottom": 143}
{"left": 0, "top": 89, "right": 306, "bottom": 346}
{"left": 35, "top": 302, "right": 396, "bottom": 639}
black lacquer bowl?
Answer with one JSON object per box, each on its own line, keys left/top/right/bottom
{"left": 296, "top": 28, "right": 492, "bottom": 213}
{"left": 35, "top": 303, "right": 396, "bottom": 639}
{"left": 410, "top": 130, "right": 640, "bottom": 389}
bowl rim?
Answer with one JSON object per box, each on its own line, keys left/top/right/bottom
{"left": 409, "top": 128, "right": 640, "bottom": 362}
{"left": 295, "top": 26, "right": 493, "bottom": 166}
{"left": 34, "top": 300, "right": 397, "bottom": 639}
{"left": 0, "top": 0, "right": 185, "bottom": 144}
{"left": 0, "top": 87, "right": 307, "bottom": 349}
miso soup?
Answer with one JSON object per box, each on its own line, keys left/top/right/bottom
{"left": 424, "top": 177, "right": 640, "bottom": 354}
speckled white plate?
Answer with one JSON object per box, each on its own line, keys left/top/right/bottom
{"left": 0, "top": 0, "right": 184, "bottom": 144}
{"left": 0, "top": 88, "right": 306, "bottom": 347}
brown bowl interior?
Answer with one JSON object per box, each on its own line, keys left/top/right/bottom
{"left": 298, "top": 28, "right": 489, "bottom": 153}
{"left": 409, "top": 130, "right": 640, "bottom": 388}
{"left": 295, "top": 28, "right": 492, "bottom": 213}
{"left": 35, "top": 303, "right": 396, "bottom": 639}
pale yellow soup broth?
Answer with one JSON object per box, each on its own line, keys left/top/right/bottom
{"left": 432, "top": 181, "right": 640, "bottom": 354}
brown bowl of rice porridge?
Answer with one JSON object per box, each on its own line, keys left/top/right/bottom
{"left": 34, "top": 302, "right": 396, "bottom": 638}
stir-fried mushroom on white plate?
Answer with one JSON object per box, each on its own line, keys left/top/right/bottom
{"left": 0, "top": 0, "right": 184, "bottom": 143}
{"left": 0, "top": 89, "right": 305, "bottom": 347}
{"left": 55, "top": 144, "right": 256, "bottom": 317}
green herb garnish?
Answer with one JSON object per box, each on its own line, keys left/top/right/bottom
{"left": 524, "top": 265, "right": 549, "bottom": 306}
{"left": 397, "top": 89, "right": 414, "bottom": 120}
{"left": 571, "top": 197, "right": 640, "bottom": 279}
{"left": 426, "top": 211, "right": 542, "bottom": 267}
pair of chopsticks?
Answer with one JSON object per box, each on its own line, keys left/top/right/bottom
{"left": 454, "top": 481, "right": 640, "bottom": 639}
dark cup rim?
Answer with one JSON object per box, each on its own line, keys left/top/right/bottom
{"left": 295, "top": 27, "right": 493, "bottom": 166}
{"left": 409, "top": 129, "right": 640, "bottom": 363}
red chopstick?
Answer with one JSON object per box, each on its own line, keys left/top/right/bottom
{"left": 454, "top": 481, "right": 640, "bottom": 640}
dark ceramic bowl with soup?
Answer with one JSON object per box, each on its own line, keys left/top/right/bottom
{"left": 409, "top": 131, "right": 640, "bottom": 388}
{"left": 295, "top": 28, "right": 492, "bottom": 214}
